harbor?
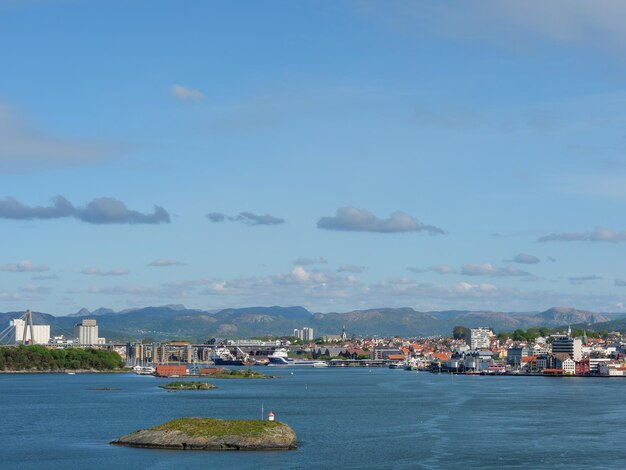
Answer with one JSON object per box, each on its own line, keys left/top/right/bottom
{"left": 2, "top": 366, "right": 625, "bottom": 469}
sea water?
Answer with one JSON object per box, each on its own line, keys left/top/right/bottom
{"left": 0, "top": 368, "right": 625, "bottom": 469}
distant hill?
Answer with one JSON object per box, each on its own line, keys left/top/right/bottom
{"left": 530, "top": 307, "right": 610, "bottom": 325}
{"left": 68, "top": 307, "right": 115, "bottom": 317}
{"left": 0, "top": 305, "right": 621, "bottom": 341}
{"left": 573, "top": 316, "right": 626, "bottom": 333}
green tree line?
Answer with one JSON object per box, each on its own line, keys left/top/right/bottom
{"left": 0, "top": 345, "right": 124, "bottom": 371}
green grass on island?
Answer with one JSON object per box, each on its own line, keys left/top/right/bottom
{"left": 160, "top": 381, "right": 215, "bottom": 390}
{"left": 201, "top": 369, "right": 271, "bottom": 379}
{"left": 152, "top": 418, "right": 284, "bottom": 437}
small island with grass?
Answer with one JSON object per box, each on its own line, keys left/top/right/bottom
{"left": 199, "top": 368, "right": 272, "bottom": 379}
{"left": 159, "top": 381, "right": 215, "bottom": 391}
{"left": 111, "top": 417, "right": 297, "bottom": 451}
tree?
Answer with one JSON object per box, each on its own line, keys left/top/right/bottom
{"left": 452, "top": 326, "right": 467, "bottom": 340}
{"left": 512, "top": 329, "right": 528, "bottom": 342}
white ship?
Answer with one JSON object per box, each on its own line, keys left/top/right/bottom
{"left": 267, "top": 348, "right": 327, "bottom": 367}
{"left": 133, "top": 365, "right": 156, "bottom": 375}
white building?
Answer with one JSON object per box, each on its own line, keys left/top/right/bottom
{"left": 561, "top": 358, "right": 576, "bottom": 375}
{"left": 293, "top": 327, "right": 314, "bottom": 341}
{"left": 10, "top": 318, "right": 50, "bottom": 345}
{"left": 74, "top": 319, "right": 105, "bottom": 345}
{"left": 465, "top": 327, "right": 494, "bottom": 350}
{"left": 597, "top": 362, "right": 626, "bottom": 376}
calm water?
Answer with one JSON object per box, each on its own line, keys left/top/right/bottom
{"left": 0, "top": 368, "right": 625, "bottom": 469}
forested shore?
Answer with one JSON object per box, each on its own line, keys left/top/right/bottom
{"left": 0, "top": 345, "right": 124, "bottom": 372}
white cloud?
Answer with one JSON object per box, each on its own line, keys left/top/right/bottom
{"left": 569, "top": 275, "right": 603, "bottom": 285}
{"left": 461, "top": 263, "right": 530, "bottom": 277}
{"left": 337, "top": 264, "right": 366, "bottom": 273}
{"left": 207, "top": 212, "right": 285, "bottom": 226}
{"left": 66, "top": 265, "right": 626, "bottom": 312}
{"left": 453, "top": 282, "right": 498, "bottom": 294}
{"left": 538, "top": 227, "right": 626, "bottom": 243}
{"left": 409, "top": 265, "right": 457, "bottom": 275}
{"left": 19, "top": 284, "right": 51, "bottom": 294}
{"left": 0, "top": 195, "right": 170, "bottom": 224}
{"left": 508, "top": 253, "right": 541, "bottom": 264}
{"left": 148, "top": 259, "right": 187, "bottom": 267}
{"left": 317, "top": 207, "right": 444, "bottom": 234}
{"left": 0, "top": 260, "right": 49, "bottom": 273}
{"left": 171, "top": 84, "right": 204, "bottom": 101}
{"left": 81, "top": 267, "right": 130, "bottom": 276}
{"left": 0, "top": 291, "right": 41, "bottom": 302}
{"left": 293, "top": 257, "right": 327, "bottom": 266}
{"left": 431, "top": 265, "right": 457, "bottom": 274}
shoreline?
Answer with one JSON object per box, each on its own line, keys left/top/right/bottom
{"left": 0, "top": 369, "right": 131, "bottom": 374}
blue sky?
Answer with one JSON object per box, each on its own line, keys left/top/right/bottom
{"left": 1, "top": 0, "right": 626, "bottom": 314}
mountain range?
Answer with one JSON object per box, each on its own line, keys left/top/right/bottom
{"left": 1, "top": 305, "right": 623, "bottom": 342}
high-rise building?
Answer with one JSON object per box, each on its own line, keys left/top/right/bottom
{"left": 551, "top": 335, "right": 582, "bottom": 361}
{"left": 10, "top": 318, "right": 50, "bottom": 345}
{"left": 294, "top": 327, "right": 314, "bottom": 341}
{"left": 74, "top": 319, "right": 104, "bottom": 345}
{"left": 465, "top": 327, "right": 494, "bottom": 350}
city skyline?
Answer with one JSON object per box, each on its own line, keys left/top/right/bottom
{"left": 1, "top": 1, "right": 626, "bottom": 314}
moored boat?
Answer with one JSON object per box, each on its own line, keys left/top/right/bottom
{"left": 267, "top": 349, "right": 328, "bottom": 367}
{"left": 133, "top": 365, "right": 156, "bottom": 375}
{"left": 211, "top": 347, "right": 248, "bottom": 366}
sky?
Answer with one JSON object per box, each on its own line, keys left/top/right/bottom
{"left": 1, "top": 0, "right": 626, "bottom": 315}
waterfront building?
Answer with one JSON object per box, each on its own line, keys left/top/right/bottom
{"left": 10, "top": 318, "right": 50, "bottom": 345}
{"left": 535, "top": 355, "right": 548, "bottom": 371}
{"left": 155, "top": 364, "right": 188, "bottom": 377}
{"left": 597, "top": 361, "right": 626, "bottom": 376}
{"left": 507, "top": 347, "right": 530, "bottom": 366}
{"left": 522, "top": 356, "right": 539, "bottom": 372}
{"left": 551, "top": 335, "right": 582, "bottom": 361}
{"left": 371, "top": 347, "right": 404, "bottom": 360}
{"left": 74, "top": 319, "right": 105, "bottom": 345}
{"left": 575, "top": 357, "right": 590, "bottom": 375}
{"left": 589, "top": 357, "right": 612, "bottom": 373}
{"left": 561, "top": 358, "right": 576, "bottom": 375}
{"left": 465, "top": 327, "right": 494, "bottom": 350}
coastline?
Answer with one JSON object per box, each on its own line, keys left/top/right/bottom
{"left": 0, "top": 369, "right": 131, "bottom": 374}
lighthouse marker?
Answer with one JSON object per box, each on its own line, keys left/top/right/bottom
{"left": 268, "top": 411, "right": 275, "bottom": 422}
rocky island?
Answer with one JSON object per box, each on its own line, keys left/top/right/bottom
{"left": 159, "top": 381, "right": 215, "bottom": 390}
{"left": 111, "top": 417, "right": 297, "bottom": 451}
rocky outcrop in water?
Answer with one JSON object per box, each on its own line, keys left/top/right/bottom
{"left": 111, "top": 417, "right": 297, "bottom": 451}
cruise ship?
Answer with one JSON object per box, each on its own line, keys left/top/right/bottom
{"left": 267, "top": 349, "right": 327, "bottom": 367}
